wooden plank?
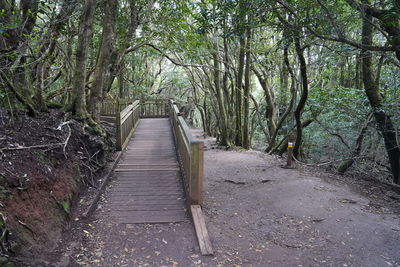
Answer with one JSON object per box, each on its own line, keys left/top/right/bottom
{"left": 110, "top": 183, "right": 182, "bottom": 188}
{"left": 111, "top": 190, "right": 183, "bottom": 195}
{"left": 113, "top": 185, "right": 182, "bottom": 190}
{"left": 110, "top": 195, "right": 184, "bottom": 201}
{"left": 104, "top": 205, "right": 186, "bottom": 211}
{"left": 117, "top": 163, "right": 178, "bottom": 166}
{"left": 114, "top": 171, "right": 180, "bottom": 175}
{"left": 113, "top": 175, "right": 179, "bottom": 179}
{"left": 111, "top": 209, "right": 185, "bottom": 216}
{"left": 116, "top": 215, "right": 186, "bottom": 224}
{"left": 113, "top": 182, "right": 182, "bottom": 186}
{"left": 118, "top": 161, "right": 179, "bottom": 169}
{"left": 114, "top": 175, "right": 181, "bottom": 179}
{"left": 191, "top": 205, "right": 213, "bottom": 256}
{"left": 113, "top": 176, "right": 181, "bottom": 181}
{"left": 121, "top": 155, "right": 177, "bottom": 158}
{"left": 113, "top": 183, "right": 182, "bottom": 188}
{"left": 105, "top": 199, "right": 185, "bottom": 207}
{"left": 115, "top": 168, "right": 179, "bottom": 172}
{"left": 111, "top": 193, "right": 183, "bottom": 198}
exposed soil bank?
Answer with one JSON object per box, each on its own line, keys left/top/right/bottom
{"left": 0, "top": 110, "right": 114, "bottom": 266}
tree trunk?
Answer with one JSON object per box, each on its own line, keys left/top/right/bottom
{"left": 265, "top": 46, "right": 296, "bottom": 153}
{"left": 253, "top": 68, "right": 277, "bottom": 137}
{"left": 118, "top": 60, "right": 126, "bottom": 98}
{"left": 34, "top": 62, "right": 46, "bottom": 111}
{"left": 68, "top": 0, "right": 98, "bottom": 119}
{"left": 361, "top": 7, "right": 400, "bottom": 184}
{"left": 337, "top": 117, "right": 372, "bottom": 174}
{"left": 242, "top": 27, "right": 251, "bottom": 149}
{"left": 293, "top": 36, "right": 309, "bottom": 159}
{"left": 211, "top": 36, "right": 230, "bottom": 146}
{"left": 223, "top": 33, "right": 234, "bottom": 123}
{"left": 88, "top": 0, "right": 118, "bottom": 121}
{"left": 235, "top": 34, "right": 245, "bottom": 146}
{"left": 102, "top": 0, "right": 141, "bottom": 99}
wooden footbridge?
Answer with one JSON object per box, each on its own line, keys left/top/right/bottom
{"left": 95, "top": 99, "right": 212, "bottom": 255}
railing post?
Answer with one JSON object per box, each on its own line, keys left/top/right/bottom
{"left": 116, "top": 111, "right": 122, "bottom": 151}
{"left": 190, "top": 141, "right": 204, "bottom": 206}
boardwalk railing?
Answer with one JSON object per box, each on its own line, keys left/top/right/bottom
{"left": 101, "top": 98, "right": 133, "bottom": 116}
{"left": 140, "top": 99, "right": 169, "bottom": 118}
{"left": 116, "top": 100, "right": 140, "bottom": 151}
{"left": 169, "top": 100, "right": 204, "bottom": 206}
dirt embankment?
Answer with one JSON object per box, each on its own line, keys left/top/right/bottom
{"left": 0, "top": 110, "right": 114, "bottom": 266}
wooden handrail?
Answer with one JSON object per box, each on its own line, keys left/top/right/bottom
{"left": 140, "top": 98, "right": 169, "bottom": 118}
{"left": 101, "top": 98, "right": 135, "bottom": 116}
{"left": 116, "top": 101, "right": 140, "bottom": 151}
{"left": 169, "top": 100, "right": 204, "bottom": 206}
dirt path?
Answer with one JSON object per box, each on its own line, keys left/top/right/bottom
{"left": 196, "top": 130, "right": 400, "bottom": 267}
{"left": 52, "top": 129, "right": 400, "bottom": 267}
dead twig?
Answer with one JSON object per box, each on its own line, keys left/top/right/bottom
{"left": 224, "top": 179, "right": 246, "bottom": 185}
{"left": 0, "top": 120, "right": 72, "bottom": 155}
{"left": 62, "top": 125, "right": 71, "bottom": 158}
{"left": 0, "top": 143, "right": 64, "bottom": 151}
{"left": 80, "top": 163, "right": 96, "bottom": 188}
{"left": 17, "top": 220, "right": 34, "bottom": 235}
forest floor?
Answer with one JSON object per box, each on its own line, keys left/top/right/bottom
{"left": 196, "top": 130, "right": 400, "bottom": 267}
{"left": 47, "top": 128, "right": 400, "bottom": 267}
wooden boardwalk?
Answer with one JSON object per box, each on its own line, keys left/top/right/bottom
{"left": 104, "top": 118, "right": 187, "bottom": 224}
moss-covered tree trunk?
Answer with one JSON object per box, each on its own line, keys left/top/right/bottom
{"left": 293, "top": 36, "right": 309, "bottom": 159}
{"left": 88, "top": 0, "right": 118, "bottom": 121}
{"left": 361, "top": 5, "right": 400, "bottom": 184}
{"left": 235, "top": 34, "right": 245, "bottom": 147}
{"left": 211, "top": 36, "right": 230, "bottom": 146}
{"left": 68, "top": 0, "right": 98, "bottom": 119}
{"left": 242, "top": 27, "right": 252, "bottom": 149}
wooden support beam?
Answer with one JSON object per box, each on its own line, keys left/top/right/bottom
{"left": 191, "top": 205, "right": 213, "bottom": 256}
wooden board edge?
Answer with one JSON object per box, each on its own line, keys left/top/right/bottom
{"left": 190, "top": 205, "right": 214, "bottom": 256}
{"left": 82, "top": 151, "right": 123, "bottom": 218}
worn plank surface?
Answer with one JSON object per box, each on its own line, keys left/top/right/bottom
{"left": 104, "top": 118, "right": 187, "bottom": 224}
